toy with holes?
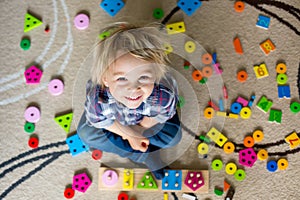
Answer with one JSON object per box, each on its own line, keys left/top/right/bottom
{"left": 54, "top": 112, "right": 73, "bottom": 133}
{"left": 24, "top": 12, "right": 43, "bottom": 32}
{"left": 24, "top": 66, "right": 43, "bottom": 85}
{"left": 66, "top": 133, "right": 89, "bottom": 156}
{"left": 98, "top": 166, "right": 209, "bottom": 193}
{"left": 206, "top": 127, "right": 228, "bottom": 147}
{"left": 72, "top": 171, "right": 92, "bottom": 193}
{"left": 276, "top": 63, "right": 291, "bottom": 99}
{"left": 166, "top": 21, "right": 186, "bottom": 34}
{"left": 239, "top": 148, "right": 257, "bottom": 167}
{"left": 184, "top": 171, "right": 205, "bottom": 191}
{"left": 137, "top": 171, "right": 158, "bottom": 190}
{"left": 100, "top": 0, "right": 125, "bottom": 16}
{"left": 177, "top": 0, "right": 202, "bottom": 16}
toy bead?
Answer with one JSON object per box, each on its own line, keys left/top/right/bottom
{"left": 277, "top": 158, "right": 288, "bottom": 170}
{"left": 243, "top": 136, "right": 254, "bottom": 148}
{"left": 20, "top": 38, "right": 31, "bottom": 50}
{"left": 201, "top": 53, "right": 212, "bottom": 64}
{"left": 28, "top": 137, "right": 39, "bottom": 149}
{"left": 48, "top": 79, "right": 64, "bottom": 96}
{"left": 202, "top": 66, "right": 213, "bottom": 78}
{"left": 153, "top": 8, "right": 164, "bottom": 19}
{"left": 192, "top": 70, "right": 203, "bottom": 81}
{"left": 223, "top": 141, "right": 235, "bottom": 154}
{"left": 211, "top": 159, "right": 223, "bottom": 171}
{"left": 64, "top": 187, "right": 75, "bottom": 199}
{"left": 204, "top": 107, "right": 214, "bottom": 119}
{"left": 225, "top": 162, "right": 237, "bottom": 175}
{"left": 266, "top": 160, "right": 278, "bottom": 172}
{"left": 24, "top": 106, "right": 41, "bottom": 123}
{"left": 252, "top": 130, "right": 264, "bottom": 142}
{"left": 276, "top": 63, "right": 287, "bottom": 74}
{"left": 197, "top": 143, "right": 209, "bottom": 155}
{"left": 257, "top": 149, "right": 268, "bottom": 161}
{"left": 234, "top": 169, "right": 246, "bottom": 181}
{"left": 237, "top": 70, "right": 248, "bottom": 82}
{"left": 276, "top": 73, "right": 288, "bottom": 85}
{"left": 74, "top": 14, "right": 89, "bottom": 30}
{"left": 92, "top": 149, "right": 103, "bottom": 160}
{"left": 184, "top": 41, "right": 196, "bottom": 53}
{"left": 24, "top": 122, "right": 35, "bottom": 133}
{"left": 234, "top": 1, "right": 245, "bottom": 12}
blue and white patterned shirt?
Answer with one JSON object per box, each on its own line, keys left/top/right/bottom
{"left": 84, "top": 73, "right": 179, "bottom": 128}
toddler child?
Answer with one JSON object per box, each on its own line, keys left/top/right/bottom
{"left": 77, "top": 22, "right": 182, "bottom": 179}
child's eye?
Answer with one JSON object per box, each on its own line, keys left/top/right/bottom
{"left": 116, "top": 77, "right": 127, "bottom": 81}
{"left": 139, "top": 76, "right": 150, "bottom": 80}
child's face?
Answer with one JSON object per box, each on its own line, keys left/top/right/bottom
{"left": 103, "top": 53, "right": 156, "bottom": 109}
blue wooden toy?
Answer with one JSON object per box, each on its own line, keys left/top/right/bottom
{"left": 177, "top": 0, "right": 202, "bottom": 16}
{"left": 100, "top": 0, "right": 125, "bottom": 16}
{"left": 256, "top": 14, "right": 271, "bottom": 29}
{"left": 66, "top": 133, "right": 89, "bottom": 156}
{"left": 162, "top": 170, "right": 182, "bottom": 191}
{"left": 278, "top": 85, "right": 291, "bottom": 99}
{"left": 230, "top": 102, "right": 242, "bottom": 114}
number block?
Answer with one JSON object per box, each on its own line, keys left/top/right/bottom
{"left": 66, "top": 134, "right": 89, "bottom": 156}
{"left": 239, "top": 148, "right": 257, "bottom": 167}
{"left": 24, "top": 66, "right": 43, "bottom": 85}
{"left": 177, "top": 0, "right": 202, "bottom": 16}
{"left": 72, "top": 172, "right": 92, "bottom": 193}
{"left": 285, "top": 132, "right": 300, "bottom": 149}
{"left": 166, "top": 21, "right": 186, "bottom": 34}
{"left": 253, "top": 63, "right": 269, "bottom": 79}
{"left": 256, "top": 95, "right": 273, "bottom": 113}
{"left": 184, "top": 171, "right": 205, "bottom": 191}
{"left": 256, "top": 14, "right": 270, "bottom": 29}
{"left": 206, "top": 127, "right": 228, "bottom": 147}
{"left": 54, "top": 112, "right": 73, "bottom": 133}
{"left": 268, "top": 109, "right": 282, "bottom": 123}
{"left": 137, "top": 171, "right": 158, "bottom": 190}
{"left": 162, "top": 170, "right": 182, "bottom": 191}
{"left": 123, "top": 169, "right": 134, "bottom": 190}
{"left": 278, "top": 85, "right": 291, "bottom": 99}
{"left": 100, "top": 0, "right": 125, "bottom": 17}
{"left": 260, "top": 39, "right": 276, "bottom": 55}
{"left": 24, "top": 13, "right": 43, "bottom": 33}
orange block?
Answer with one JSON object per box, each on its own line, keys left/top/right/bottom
{"left": 233, "top": 37, "right": 243, "bottom": 54}
{"left": 224, "top": 180, "right": 231, "bottom": 192}
{"left": 260, "top": 39, "right": 276, "bottom": 55}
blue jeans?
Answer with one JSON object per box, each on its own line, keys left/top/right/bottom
{"left": 77, "top": 111, "right": 182, "bottom": 170}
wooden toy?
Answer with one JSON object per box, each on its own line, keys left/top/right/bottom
{"left": 102, "top": 169, "right": 119, "bottom": 186}
{"left": 100, "top": 0, "right": 125, "bottom": 16}
{"left": 24, "top": 66, "right": 43, "bottom": 85}
{"left": 182, "top": 193, "right": 197, "bottom": 200}
{"left": 234, "top": 1, "right": 245, "bottom": 12}
{"left": 276, "top": 63, "right": 287, "bottom": 74}
{"left": 252, "top": 130, "right": 264, "bottom": 142}
{"left": 233, "top": 37, "right": 243, "bottom": 54}
{"left": 24, "top": 122, "right": 35, "bottom": 134}
{"left": 277, "top": 158, "right": 288, "bottom": 170}
{"left": 239, "top": 148, "right": 257, "bottom": 167}
{"left": 223, "top": 85, "right": 228, "bottom": 99}
{"left": 177, "top": 0, "right": 202, "bottom": 16}
{"left": 266, "top": 160, "right": 277, "bottom": 172}
{"left": 256, "top": 95, "right": 273, "bottom": 113}
{"left": 184, "top": 41, "right": 196, "bottom": 53}
{"left": 92, "top": 149, "right": 103, "bottom": 160}
{"left": 24, "top": 13, "right": 43, "bottom": 32}
{"left": 207, "top": 127, "right": 228, "bottom": 147}
{"left": 54, "top": 112, "right": 73, "bottom": 133}
{"left": 230, "top": 102, "right": 242, "bottom": 114}
{"left": 204, "top": 107, "right": 214, "bottom": 119}
{"left": 225, "top": 162, "right": 237, "bottom": 175}
{"left": 208, "top": 101, "right": 219, "bottom": 111}
{"left": 228, "top": 113, "right": 239, "bottom": 119}
{"left": 48, "top": 79, "right": 64, "bottom": 96}
{"left": 269, "top": 109, "right": 282, "bottom": 123}
{"left": 28, "top": 136, "right": 39, "bottom": 149}
{"left": 64, "top": 187, "right": 75, "bottom": 199}
{"left": 253, "top": 63, "right": 269, "bottom": 78}
{"left": 184, "top": 171, "right": 205, "bottom": 191}
{"left": 24, "top": 106, "right": 41, "bottom": 123}
{"left": 248, "top": 95, "right": 256, "bottom": 107}
{"left": 72, "top": 172, "right": 92, "bottom": 193}
{"left": 276, "top": 74, "right": 288, "bottom": 85}
{"left": 257, "top": 149, "right": 268, "bottom": 161}
{"left": 224, "top": 180, "right": 231, "bottom": 192}
{"left": 256, "top": 14, "right": 271, "bottom": 29}
{"left": 192, "top": 70, "right": 203, "bottom": 81}
{"left": 98, "top": 167, "right": 209, "bottom": 193}
{"left": 20, "top": 38, "right": 30, "bottom": 50}
{"left": 234, "top": 169, "right": 246, "bottom": 181}
{"left": 137, "top": 171, "right": 158, "bottom": 190}
{"left": 214, "top": 187, "right": 223, "bottom": 196}
{"left": 202, "top": 66, "right": 213, "bottom": 78}
{"left": 162, "top": 170, "right": 182, "bottom": 191}
{"left": 223, "top": 141, "right": 235, "bottom": 154}
{"left": 240, "top": 107, "right": 252, "bottom": 119}
{"left": 201, "top": 53, "right": 212, "bottom": 64}
{"left": 213, "top": 63, "right": 223, "bottom": 74}
{"left": 278, "top": 85, "right": 291, "bottom": 98}
{"left": 211, "top": 159, "right": 223, "bottom": 171}
{"left": 164, "top": 43, "right": 173, "bottom": 54}
{"left": 66, "top": 134, "right": 89, "bottom": 156}
{"left": 123, "top": 169, "right": 134, "bottom": 190}
{"left": 197, "top": 143, "right": 209, "bottom": 155}
{"left": 99, "top": 31, "right": 111, "bottom": 40}
{"left": 219, "top": 99, "right": 224, "bottom": 111}
{"left": 236, "top": 96, "right": 248, "bottom": 107}
{"left": 260, "top": 39, "right": 276, "bottom": 55}
{"left": 153, "top": 8, "right": 164, "bottom": 19}
{"left": 216, "top": 111, "right": 226, "bottom": 117}
{"left": 73, "top": 14, "right": 89, "bottom": 30}
{"left": 243, "top": 136, "right": 254, "bottom": 148}
{"left": 166, "top": 21, "right": 186, "bottom": 34}
{"left": 118, "top": 192, "right": 128, "bottom": 200}
{"left": 290, "top": 102, "right": 300, "bottom": 113}
{"left": 285, "top": 132, "right": 300, "bottom": 149}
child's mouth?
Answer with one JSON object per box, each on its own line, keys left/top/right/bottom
{"left": 125, "top": 95, "right": 142, "bottom": 101}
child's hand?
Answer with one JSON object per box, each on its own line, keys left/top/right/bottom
{"left": 125, "top": 133, "right": 149, "bottom": 152}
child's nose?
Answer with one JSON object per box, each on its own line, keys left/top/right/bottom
{"left": 127, "top": 81, "right": 141, "bottom": 91}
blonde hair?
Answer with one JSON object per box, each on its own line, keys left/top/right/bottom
{"left": 91, "top": 22, "right": 170, "bottom": 86}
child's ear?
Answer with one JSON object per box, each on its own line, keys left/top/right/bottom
{"left": 102, "top": 75, "right": 109, "bottom": 87}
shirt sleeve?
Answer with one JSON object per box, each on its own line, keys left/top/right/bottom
{"left": 151, "top": 73, "right": 179, "bottom": 123}
{"left": 84, "top": 80, "right": 114, "bottom": 128}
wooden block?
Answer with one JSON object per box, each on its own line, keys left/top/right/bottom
{"left": 253, "top": 63, "right": 269, "bottom": 79}
{"left": 285, "top": 132, "right": 300, "bottom": 149}
{"left": 98, "top": 167, "right": 209, "bottom": 193}
{"left": 166, "top": 21, "right": 186, "bottom": 34}
{"left": 207, "top": 127, "right": 228, "bottom": 147}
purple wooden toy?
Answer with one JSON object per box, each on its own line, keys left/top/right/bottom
{"left": 24, "top": 66, "right": 43, "bottom": 84}
{"left": 72, "top": 172, "right": 92, "bottom": 193}
{"left": 239, "top": 148, "right": 257, "bottom": 167}
{"left": 184, "top": 171, "right": 205, "bottom": 191}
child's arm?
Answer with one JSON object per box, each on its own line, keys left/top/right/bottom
{"left": 106, "top": 121, "right": 149, "bottom": 152}
{"left": 139, "top": 116, "right": 159, "bottom": 128}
